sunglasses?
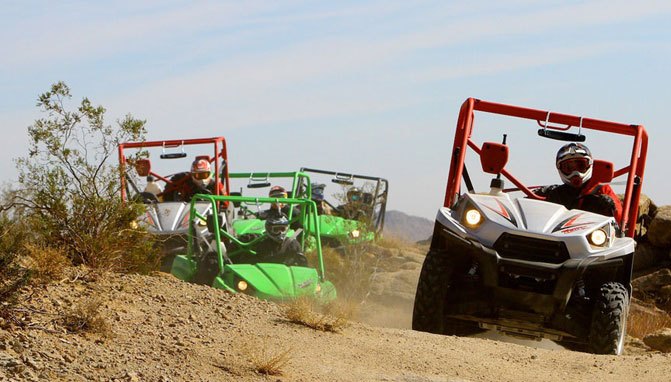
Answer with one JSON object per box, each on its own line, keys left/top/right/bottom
{"left": 558, "top": 158, "right": 590, "bottom": 175}
{"left": 192, "top": 171, "right": 211, "bottom": 180}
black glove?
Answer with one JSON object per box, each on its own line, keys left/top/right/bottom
{"left": 582, "top": 194, "right": 616, "bottom": 217}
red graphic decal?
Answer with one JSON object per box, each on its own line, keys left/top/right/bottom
{"left": 484, "top": 200, "right": 509, "bottom": 219}
{"left": 552, "top": 213, "right": 596, "bottom": 233}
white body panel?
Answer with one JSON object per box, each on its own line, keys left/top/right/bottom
{"left": 436, "top": 193, "right": 634, "bottom": 259}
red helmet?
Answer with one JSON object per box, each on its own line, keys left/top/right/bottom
{"left": 269, "top": 185, "right": 287, "bottom": 198}
{"left": 190, "top": 159, "right": 211, "bottom": 183}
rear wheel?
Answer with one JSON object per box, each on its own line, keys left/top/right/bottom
{"left": 588, "top": 282, "right": 629, "bottom": 355}
{"left": 412, "top": 249, "right": 482, "bottom": 336}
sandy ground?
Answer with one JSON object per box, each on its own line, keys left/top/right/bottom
{"left": 1, "top": 268, "right": 669, "bottom": 382}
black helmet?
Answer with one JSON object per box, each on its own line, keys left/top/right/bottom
{"left": 265, "top": 215, "right": 289, "bottom": 242}
{"left": 347, "top": 187, "right": 362, "bottom": 202}
{"left": 556, "top": 143, "right": 593, "bottom": 188}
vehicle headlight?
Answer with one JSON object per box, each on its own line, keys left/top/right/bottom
{"left": 350, "top": 229, "right": 360, "bottom": 238}
{"left": 237, "top": 280, "right": 248, "bottom": 291}
{"left": 588, "top": 229, "right": 608, "bottom": 247}
{"left": 464, "top": 209, "right": 483, "bottom": 227}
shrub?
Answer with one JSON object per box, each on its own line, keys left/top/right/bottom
{"left": 9, "top": 82, "right": 158, "bottom": 273}
{"left": 21, "top": 243, "right": 69, "bottom": 284}
{"left": 59, "top": 297, "right": 110, "bottom": 336}
{"left": 284, "top": 297, "right": 349, "bottom": 333}
{"left": 242, "top": 342, "right": 292, "bottom": 376}
{"left": 628, "top": 308, "right": 671, "bottom": 339}
{"left": 0, "top": 214, "right": 30, "bottom": 315}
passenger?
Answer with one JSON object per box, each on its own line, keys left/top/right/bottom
{"left": 535, "top": 143, "right": 622, "bottom": 221}
{"left": 311, "top": 183, "right": 333, "bottom": 215}
{"left": 258, "top": 186, "right": 302, "bottom": 230}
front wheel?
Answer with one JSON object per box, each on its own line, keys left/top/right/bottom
{"left": 588, "top": 282, "right": 629, "bottom": 355}
{"left": 412, "top": 249, "right": 482, "bottom": 336}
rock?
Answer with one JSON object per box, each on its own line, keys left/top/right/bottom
{"left": 648, "top": 205, "right": 671, "bottom": 248}
{"left": 632, "top": 268, "right": 671, "bottom": 296}
{"left": 643, "top": 328, "right": 671, "bottom": 352}
{"left": 635, "top": 194, "right": 657, "bottom": 239}
{"left": 660, "top": 285, "right": 671, "bottom": 300}
{"left": 633, "top": 243, "right": 667, "bottom": 272}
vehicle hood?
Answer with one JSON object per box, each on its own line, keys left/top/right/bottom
{"left": 225, "top": 263, "right": 322, "bottom": 299}
{"left": 436, "top": 193, "right": 631, "bottom": 259}
{"left": 466, "top": 193, "right": 611, "bottom": 235}
{"left": 139, "top": 201, "right": 213, "bottom": 234}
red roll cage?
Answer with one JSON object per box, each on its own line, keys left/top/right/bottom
{"left": 118, "top": 137, "right": 230, "bottom": 202}
{"left": 444, "top": 98, "right": 648, "bottom": 238}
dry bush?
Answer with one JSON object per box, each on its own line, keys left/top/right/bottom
{"left": 22, "top": 243, "right": 69, "bottom": 284}
{"left": 628, "top": 308, "right": 671, "bottom": 339}
{"left": 59, "top": 297, "right": 110, "bottom": 336}
{"left": 375, "top": 234, "right": 410, "bottom": 249}
{"left": 284, "top": 297, "right": 349, "bottom": 333}
{"left": 243, "top": 343, "right": 292, "bottom": 376}
{"left": 0, "top": 214, "right": 31, "bottom": 312}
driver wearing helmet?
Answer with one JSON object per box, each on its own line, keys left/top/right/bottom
{"left": 163, "top": 158, "right": 223, "bottom": 202}
{"left": 251, "top": 215, "right": 307, "bottom": 266}
{"left": 311, "top": 183, "right": 333, "bottom": 215}
{"left": 336, "top": 186, "right": 367, "bottom": 220}
{"left": 257, "top": 185, "right": 302, "bottom": 230}
{"left": 535, "top": 143, "right": 622, "bottom": 221}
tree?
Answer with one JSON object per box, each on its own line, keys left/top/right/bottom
{"left": 11, "top": 81, "right": 158, "bottom": 272}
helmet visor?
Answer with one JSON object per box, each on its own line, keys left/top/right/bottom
{"left": 558, "top": 158, "right": 590, "bottom": 175}
{"left": 192, "top": 171, "right": 211, "bottom": 180}
{"left": 267, "top": 224, "right": 288, "bottom": 235}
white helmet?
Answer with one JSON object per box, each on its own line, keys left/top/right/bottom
{"left": 556, "top": 143, "right": 592, "bottom": 188}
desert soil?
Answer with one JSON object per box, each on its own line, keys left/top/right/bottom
{"left": 2, "top": 245, "right": 670, "bottom": 382}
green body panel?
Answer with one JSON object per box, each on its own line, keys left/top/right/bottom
{"left": 308, "top": 215, "right": 374, "bottom": 244}
{"left": 232, "top": 219, "right": 265, "bottom": 236}
{"left": 171, "top": 254, "right": 197, "bottom": 281}
{"left": 219, "top": 263, "right": 336, "bottom": 302}
{"left": 224, "top": 264, "right": 319, "bottom": 299}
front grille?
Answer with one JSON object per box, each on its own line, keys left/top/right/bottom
{"left": 494, "top": 233, "right": 569, "bottom": 264}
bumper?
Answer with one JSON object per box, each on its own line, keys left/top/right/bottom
{"left": 438, "top": 227, "right": 632, "bottom": 338}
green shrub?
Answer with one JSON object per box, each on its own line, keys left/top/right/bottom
{"left": 0, "top": 214, "right": 30, "bottom": 320}
{"left": 9, "top": 82, "right": 158, "bottom": 274}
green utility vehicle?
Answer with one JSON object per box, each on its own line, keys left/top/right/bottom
{"left": 300, "top": 168, "right": 389, "bottom": 245}
{"left": 171, "top": 194, "right": 336, "bottom": 303}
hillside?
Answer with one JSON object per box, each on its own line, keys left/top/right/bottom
{"left": 383, "top": 210, "right": 434, "bottom": 243}
{"left": 2, "top": 242, "right": 671, "bottom": 381}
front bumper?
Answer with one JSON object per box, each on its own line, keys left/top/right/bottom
{"left": 437, "top": 226, "right": 632, "bottom": 339}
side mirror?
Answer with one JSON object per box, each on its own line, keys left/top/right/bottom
{"left": 206, "top": 213, "right": 225, "bottom": 234}
{"left": 247, "top": 182, "right": 271, "bottom": 189}
{"left": 537, "top": 129, "right": 586, "bottom": 142}
{"left": 135, "top": 159, "right": 151, "bottom": 177}
{"left": 480, "top": 142, "right": 509, "bottom": 174}
{"left": 229, "top": 191, "right": 242, "bottom": 207}
{"left": 332, "top": 178, "right": 354, "bottom": 185}
{"left": 591, "top": 159, "right": 614, "bottom": 184}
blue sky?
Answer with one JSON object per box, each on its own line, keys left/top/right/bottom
{"left": 1, "top": 1, "right": 670, "bottom": 219}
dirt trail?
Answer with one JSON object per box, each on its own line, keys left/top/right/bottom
{"left": 1, "top": 270, "right": 669, "bottom": 382}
